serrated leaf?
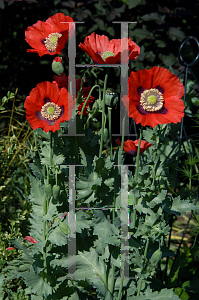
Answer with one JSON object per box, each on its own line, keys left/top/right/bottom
{"left": 79, "top": 147, "right": 87, "bottom": 167}
{"left": 134, "top": 287, "right": 180, "bottom": 299}
{"left": 68, "top": 248, "right": 111, "bottom": 298}
{"left": 23, "top": 268, "right": 52, "bottom": 297}
{"left": 93, "top": 210, "right": 120, "bottom": 248}
{"left": 35, "top": 128, "right": 50, "bottom": 140}
{"left": 76, "top": 210, "right": 92, "bottom": 233}
{"left": 48, "top": 226, "right": 68, "bottom": 246}
{"left": 128, "top": 0, "right": 142, "bottom": 9}
{"left": 29, "top": 175, "right": 44, "bottom": 207}
{"left": 143, "top": 127, "right": 156, "bottom": 144}
{"left": 164, "top": 196, "right": 197, "bottom": 216}
{"left": 148, "top": 190, "right": 167, "bottom": 208}
{"left": 40, "top": 146, "right": 64, "bottom": 165}
{"left": 42, "top": 200, "right": 58, "bottom": 221}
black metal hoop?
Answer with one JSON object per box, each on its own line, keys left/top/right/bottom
{"left": 178, "top": 36, "right": 199, "bottom": 67}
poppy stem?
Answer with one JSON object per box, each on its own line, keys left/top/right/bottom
{"left": 108, "top": 107, "right": 113, "bottom": 160}
{"left": 109, "top": 190, "right": 117, "bottom": 295}
{"left": 80, "top": 84, "right": 101, "bottom": 120}
{"left": 137, "top": 237, "right": 150, "bottom": 296}
{"left": 43, "top": 165, "right": 48, "bottom": 282}
{"left": 50, "top": 131, "right": 53, "bottom": 167}
{"left": 99, "top": 73, "right": 108, "bottom": 158}
{"left": 134, "top": 126, "right": 143, "bottom": 180}
{"left": 117, "top": 268, "right": 124, "bottom": 300}
{"left": 61, "top": 50, "right": 69, "bottom": 65}
{"left": 132, "top": 126, "right": 143, "bottom": 227}
{"left": 121, "top": 112, "right": 126, "bottom": 153}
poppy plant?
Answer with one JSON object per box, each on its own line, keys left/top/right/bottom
{"left": 5, "top": 247, "right": 15, "bottom": 251}
{"left": 78, "top": 32, "right": 140, "bottom": 64}
{"left": 115, "top": 138, "right": 152, "bottom": 155}
{"left": 24, "top": 81, "right": 74, "bottom": 133}
{"left": 122, "top": 66, "right": 185, "bottom": 128}
{"left": 25, "top": 13, "right": 74, "bottom": 57}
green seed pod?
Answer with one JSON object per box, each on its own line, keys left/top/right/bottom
{"left": 44, "top": 184, "right": 52, "bottom": 198}
{"left": 59, "top": 222, "right": 69, "bottom": 235}
{"left": 150, "top": 249, "right": 162, "bottom": 267}
{"left": 53, "top": 185, "right": 60, "bottom": 199}
{"left": 105, "top": 89, "right": 118, "bottom": 107}
{"left": 77, "top": 189, "right": 93, "bottom": 201}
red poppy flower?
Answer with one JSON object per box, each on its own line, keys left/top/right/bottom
{"left": 77, "top": 94, "right": 95, "bottom": 116}
{"left": 122, "top": 67, "right": 185, "bottom": 128}
{"left": 78, "top": 32, "right": 140, "bottom": 64}
{"left": 24, "top": 236, "right": 37, "bottom": 244}
{"left": 25, "top": 13, "right": 74, "bottom": 57}
{"left": 5, "top": 247, "right": 15, "bottom": 251}
{"left": 115, "top": 138, "right": 152, "bottom": 155}
{"left": 24, "top": 81, "right": 74, "bottom": 133}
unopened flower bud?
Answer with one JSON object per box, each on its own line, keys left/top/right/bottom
{"left": 52, "top": 57, "right": 64, "bottom": 76}
{"left": 105, "top": 89, "right": 118, "bottom": 107}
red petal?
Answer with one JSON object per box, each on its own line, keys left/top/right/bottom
{"left": 129, "top": 69, "right": 153, "bottom": 101}
{"left": 24, "top": 236, "right": 37, "bottom": 244}
{"left": 150, "top": 67, "right": 185, "bottom": 99}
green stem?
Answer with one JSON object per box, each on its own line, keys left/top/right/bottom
{"left": 189, "top": 164, "right": 192, "bottom": 191}
{"left": 33, "top": 131, "right": 41, "bottom": 160}
{"left": 134, "top": 126, "right": 143, "bottom": 181}
{"left": 50, "top": 131, "right": 53, "bottom": 168}
{"left": 108, "top": 107, "right": 113, "bottom": 161}
{"left": 110, "top": 190, "right": 116, "bottom": 295}
{"left": 121, "top": 113, "right": 126, "bottom": 153}
{"left": 43, "top": 187, "right": 47, "bottom": 282}
{"left": 117, "top": 269, "right": 124, "bottom": 300}
{"left": 75, "top": 135, "right": 79, "bottom": 164}
{"left": 102, "top": 246, "right": 108, "bottom": 287}
{"left": 137, "top": 237, "right": 150, "bottom": 296}
{"left": 46, "top": 166, "right": 50, "bottom": 211}
{"left": 80, "top": 85, "right": 101, "bottom": 119}
{"left": 132, "top": 126, "right": 143, "bottom": 227}
{"left": 99, "top": 73, "right": 108, "bottom": 158}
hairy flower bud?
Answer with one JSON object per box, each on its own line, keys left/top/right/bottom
{"left": 52, "top": 57, "right": 64, "bottom": 76}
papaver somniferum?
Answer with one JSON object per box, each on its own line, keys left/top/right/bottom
{"left": 122, "top": 66, "right": 185, "bottom": 128}
{"left": 78, "top": 32, "right": 140, "bottom": 64}
{"left": 25, "top": 13, "right": 74, "bottom": 57}
{"left": 24, "top": 81, "right": 74, "bottom": 133}
{"left": 115, "top": 139, "right": 152, "bottom": 155}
